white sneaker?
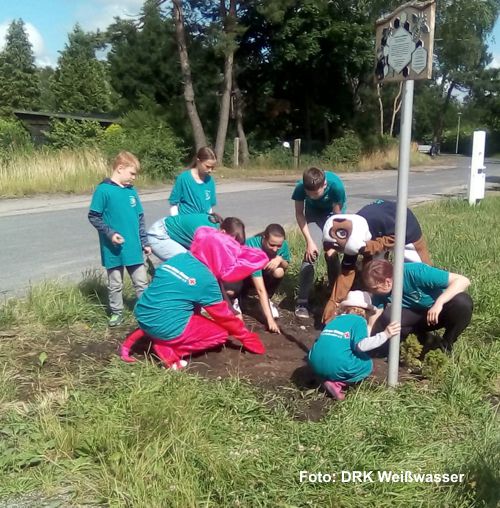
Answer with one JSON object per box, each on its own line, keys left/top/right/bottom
{"left": 294, "top": 305, "right": 309, "bottom": 319}
{"left": 269, "top": 299, "right": 279, "bottom": 318}
{"left": 232, "top": 298, "right": 242, "bottom": 314}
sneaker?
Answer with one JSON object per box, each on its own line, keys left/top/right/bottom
{"left": 232, "top": 298, "right": 242, "bottom": 314}
{"left": 294, "top": 305, "right": 309, "bottom": 319}
{"left": 108, "top": 313, "right": 124, "bottom": 327}
{"left": 269, "top": 299, "right": 279, "bottom": 319}
{"left": 323, "top": 380, "right": 347, "bottom": 401}
{"left": 170, "top": 359, "right": 188, "bottom": 370}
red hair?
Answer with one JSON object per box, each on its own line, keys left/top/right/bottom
{"left": 363, "top": 259, "right": 394, "bottom": 287}
{"left": 113, "top": 151, "right": 140, "bottom": 171}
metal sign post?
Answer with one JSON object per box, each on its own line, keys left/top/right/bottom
{"left": 388, "top": 79, "right": 414, "bottom": 387}
{"left": 375, "top": 1, "right": 435, "bottom": 387}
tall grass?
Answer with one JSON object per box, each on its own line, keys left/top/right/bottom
{"left": 0, "top": 148, "right": 159, "bottom": 197}
{"left": 0, "top": 198, "right": 498, "bottom": 506}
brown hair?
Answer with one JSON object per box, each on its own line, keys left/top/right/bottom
{"left": 190, "top": 146, "right": 216, "bottom": 167}
{"left": 263, "top": 223, "right": 286, "bottom": 240}
{"left": 303, "top": 167, "right": 325, "bottom": 191}
{"left": 363, "top": 259, "right": 394, "bottom": 288}
{"left": 113, "top": 151, "right": 140, "bottom": 171}
{"left": 221, "top": 217, "right": 246, "bottom": 245}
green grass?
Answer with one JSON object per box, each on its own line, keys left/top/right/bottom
{"left": 0, "top": 197, "right": 499, "bottom": 506}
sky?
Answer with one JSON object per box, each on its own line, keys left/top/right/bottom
{"left": 0, "top": 0, "right": 499, "bottom": 68}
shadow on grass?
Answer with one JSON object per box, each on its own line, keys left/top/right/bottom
{"left": 77, "top": 269, "right": 141, "bottom": 314}
{"left": 458, "top": 454, "right": 500, "bottom": 507}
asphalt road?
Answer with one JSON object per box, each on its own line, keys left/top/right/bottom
{"left": 1, "top": 156, "right": 499, "bottom": 297}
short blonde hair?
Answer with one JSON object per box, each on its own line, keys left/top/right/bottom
{"left": 113, "top": 151, "right": 140, "bottom": 171}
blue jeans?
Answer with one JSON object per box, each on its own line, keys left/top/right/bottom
{"left": 147, "top": 219, "right": 187, "bottom": 261}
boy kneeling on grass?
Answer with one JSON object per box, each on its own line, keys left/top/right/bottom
{"left": 308, "top": 291, "right": 400, "bottom": 400}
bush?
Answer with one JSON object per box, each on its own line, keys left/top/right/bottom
{"left": 0, "top": 118, "right": 33, "bottom": 159}
{"left": 322, "top": 131, "right": 363, "bottom": 166}
{"left": 100, "top": 112, "right": 184, "bottom": 180}
{"left": 45, "top": 118, "right": 104, "bottom": 149}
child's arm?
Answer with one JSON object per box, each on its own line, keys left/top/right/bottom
{"left": 88, "top": 210, "right": 116, "bottom": 239}
{"left": 138, "top": 213, "right": 151, "bottom": 255}
{"left": 295, "top": 200, "right": 318, "bottom": 262}
{"left": 356, "top": 321, "right": 401, "bottom": 352}
{"left": 252, "top": 276, "right": 280, "bottom": 334}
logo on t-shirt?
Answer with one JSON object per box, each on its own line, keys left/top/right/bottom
{"left": 188, "top": 278, "right": 197, "bottom": 286}
{"left": 129, "top": 196, "right": 137, "bottom": 207}
{"left": 344, "top": 331, "right": 350, "bottom": 338}
{"left": 205, "top": 190, "right": 211, "bottom": 200}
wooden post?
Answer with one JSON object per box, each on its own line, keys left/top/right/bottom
{"left": 293, "top": 138, "right": 301, "bottom": 168}
{"left": 233, "top": 137, "right": 240, "bottom": 168}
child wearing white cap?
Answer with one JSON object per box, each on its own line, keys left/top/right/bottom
{"left": 308, "top": 290, "right": 400, "bottom": 400}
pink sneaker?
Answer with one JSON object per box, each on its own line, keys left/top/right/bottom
{"left": 323, "top": 380, "right": 347, "bottom": 401}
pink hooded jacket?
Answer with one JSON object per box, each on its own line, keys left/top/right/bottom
{"left": 190, "top": 226, "right": 268, "bottom": 282}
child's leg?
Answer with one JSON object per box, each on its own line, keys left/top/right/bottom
{"left": 262, "top": 268, "right": 284, "bottom": 298}
{"left": 147, "top": 219, "right": 188, "bottom": 261}
{"left": 121, "top": 328, "right": 147, "bottom": 362}
{"left": 107, "top": 266, "right": 124, "bottom": 314}
{"left": 323, "top": 380, "right": 348, "bottom": 401}
{"left": 156, "top": 315, "right": 229, "bottom": 367}
{"left": 127, "top": 263, "right": 149, "bottom": 299}
{"left": 296, "top": 209, "right": 327, "bottom": 308}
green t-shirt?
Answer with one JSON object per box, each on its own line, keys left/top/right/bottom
{"left": 245, "top": 234, "right": 291, "bottom": 277}
{"left": 375, "top": 263, "right": 449, "bottom": 310}
{"left": 291, "top": 170, "right": 346, "bottom": 212}
{"left": 165, "top": 214, "right": 220, "bottom": 249}
{"left": 169, "top": 170, "right": 217, "bottom": 215}
{"left": 308, "top": 314, "right": 372, "bottom": 383}
{"left": 135, "top": 253, "right": 222, "bottom": 340}
{"left": 89, "top": 181, "right": 144, "bottom": 269}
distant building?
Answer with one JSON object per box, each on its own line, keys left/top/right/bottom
{"left": 13, "top": 110, "right": 118, "bottom": 144}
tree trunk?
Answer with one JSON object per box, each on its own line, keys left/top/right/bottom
{"left": 215, "top": 0, "right": 237, "bottom": 164}
{"left": 172, "top": 0, "right": 207, "bottom": 150}
{"left": 389, "top": 81, "right": 403, "bottom": 137}
{"left": 376, "top": 83, "right": 384, "bottom": 136}
{"left": 232, "top": 74, "right": 249, "bottom": 165}
{"left": 433, "top": 81, "right": 455, "bottom": 146}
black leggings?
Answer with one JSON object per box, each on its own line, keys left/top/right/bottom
{"left": 371, "top": 292, "right": 473, "bottom": 353}
{"left": 223, "top": 270, "right": 283, "bottom": 300}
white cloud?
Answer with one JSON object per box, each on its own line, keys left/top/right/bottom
{"left": 0, "top": 20, "right": 54, "bottom": 67}
{"left": 76, "top": 0, "right": 145, "bottom": 32}
{"left": 488, "top": 53, "right": 500, "bottom": 69}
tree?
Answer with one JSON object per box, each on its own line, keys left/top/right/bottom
{"left": 51, "top": 25, "right": 112, "bottom": 113}
{"left": 431, "top": 0, "right": 500, "bottom": 143}
{"left": 171, "top": 0, "right": 208, "bottom": 149}
{"left": 0, "top": 19, "right": 39, "bottom": 114}
{"left": 107, "top": 1, "right": 181, "bottom": 113}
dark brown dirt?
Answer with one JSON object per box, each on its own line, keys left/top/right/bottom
{"left": 111, "top": 297, "right": 419, "bottom": 421}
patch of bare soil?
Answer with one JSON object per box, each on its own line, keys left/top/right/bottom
{"left": 118, "top": 297, "right": 419, "bottom": 421}
{"left": 3, "top": 301, "right": 419, "bottom": 421}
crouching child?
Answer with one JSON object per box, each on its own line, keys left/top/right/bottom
{"left": 308, "top": 290, "right": 400, "bottom": 400}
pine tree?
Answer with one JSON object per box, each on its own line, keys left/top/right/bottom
{"left": 51, "top": 25, "right": 112, "bottom": 113}
{"left": 0, "top": 19, "right": 40, "bottom": 114}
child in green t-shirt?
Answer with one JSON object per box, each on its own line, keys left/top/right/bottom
{"left": 292, "top": 167, "right": 346, "bottom": 319}
{"left": 225, "top": 224, "right": 290, "bottom": 334}
{"left": 88, "top": 151, "right": 152, "bottom": 327}
{"left": 169, "top": 146, "right": 217, "bottom": 215}
{"left": 308, "top": 291, "right": 400, "bottom": 400}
